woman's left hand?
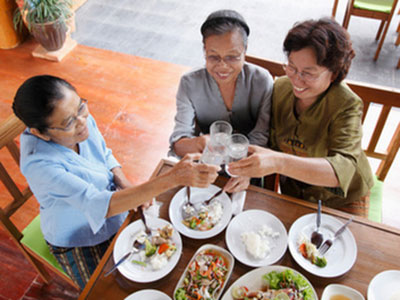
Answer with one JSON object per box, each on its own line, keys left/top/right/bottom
{"left": 223, "top": 176, "right": 250, "bottom": 193}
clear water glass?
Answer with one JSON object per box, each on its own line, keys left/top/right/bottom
{"left": 201, "top": 120, "right": 232, "bottom": 166}
{"left": 225, "top": 133, "right": 249, "bottom": 177}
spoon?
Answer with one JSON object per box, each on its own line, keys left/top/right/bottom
{"left": 139, "top": 206, "right": 152, "bottom": 236}
{"left": 181, "top": 186, "right": 196, "bottom": 219}
{"left": 311, "top": 200, "right": 323, "bottom": 248}
{"left": 203, "top": 189, "right": 223, "bottom": 206}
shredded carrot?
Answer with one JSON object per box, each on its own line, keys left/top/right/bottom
{"left": 158, "top": 243, "right": 169, "bottom": 254}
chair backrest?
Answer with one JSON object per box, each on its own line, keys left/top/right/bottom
{"left": 246, "top": 54, "right": 400, "bottom": 182}
{"left": 0, "top": 114, "right": 32, "bottom": 235}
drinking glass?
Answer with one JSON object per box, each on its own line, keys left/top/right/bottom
{"left": 225, "top": 133, "right": 249, "bottom": 177}
{"left": 200, "top": 120, "right": 232, "bottom": 165}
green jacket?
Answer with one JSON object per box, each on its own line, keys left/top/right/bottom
{"left": 271, "top": 76, "right": 374, "bottom": 208}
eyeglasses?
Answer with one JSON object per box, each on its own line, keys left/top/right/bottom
{"left": 282, "top": 63, "right": 329, "bottom": 82}
{"left": 47, "top": 98, "right": 88, "bottom": 132}
{"left": 205, "top": 53, "right": 244, "bottom": 65}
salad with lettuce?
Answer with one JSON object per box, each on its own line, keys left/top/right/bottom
{"left": 231, "top": 269, "right": 316, "bottom": 300}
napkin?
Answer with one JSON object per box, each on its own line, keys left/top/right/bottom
{"left": 231, "top": 190, "right": 246, "bottom": 216}
{"left": 143, "top": 198, "right": 161, "bottom": 218}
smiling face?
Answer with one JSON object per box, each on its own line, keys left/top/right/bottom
{"left": 36, "top": 87, "right": 90, "bottom": 151}
{"left": 287, "top": 47, "right": 333, "bottom": 105}
{"left": 204, "top": 29, "right": 246, "bottom": 86}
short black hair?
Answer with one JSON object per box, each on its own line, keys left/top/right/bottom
{"left": 283, "top": 17, "right": 355, "bottom": 84}
{"left": 12, "top": 75, "right": 76, "bottom": 133}
{"left": 201, "top": 9, "right": 249, "bottom": 48}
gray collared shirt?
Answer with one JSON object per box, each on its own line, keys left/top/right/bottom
{"left": 169, "top": 63, "right": 273, "bottom": 156}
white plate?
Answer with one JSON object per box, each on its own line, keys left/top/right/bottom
{"left": 173, "top": 244, "right": 234, "bottom": 300}
{"left": 169, "top": 185, "right": 232, "bottom": 239}
{"left": 113, "top": 217, "right": 182, "bottom": 283}
{"left": 125, "top": 289, "right": 171, "bottom": 300}
{"left": 368, "top": 270, "right": 400, "bottom": 300}
{"left": 225, "top": 209, "right": 288, "bottom": 267}
{"left": 288, "top": 213, "right": 357, "bottom": 278}
{"left": 221, "top": 265, "right": 318, "bottom": 300}
{"left": 322, "top": 284, "right": 364, "bottom": 300}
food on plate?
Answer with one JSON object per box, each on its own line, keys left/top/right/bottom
{"left": 241, "top": 225, "right": 280, "bottom": 259}
{"left": 132, "top": 224, "right": 177, "bottom": 270}
{"left": 182, "top": 200, "right": 223, "bottom": 231}
{"left": 298, "top": 235, "right": 327, "bottom": 268}
{"left": 174, "top": 248, "right": 229, "bottom": 300}
{"left": 231, "top": 269, "right": 316, "bottom": 300}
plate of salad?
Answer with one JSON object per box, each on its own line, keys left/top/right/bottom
{"left": 288, "top": 213, "right": 357, "bottom": 278}
{"left": 174, "top": 244, "right": 234, "bottom": 300}
{"left": 113, "top": 217, "right": 182, "bottom": 283}
{"left": 221, "top": 265, "right": 317, "bottom": 300}
{"left": 169, "top": 185, "right": 232, "bottom": 239}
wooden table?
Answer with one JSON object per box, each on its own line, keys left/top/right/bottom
{"left": 79, "top": 159, "right": 400, "bottom": 299}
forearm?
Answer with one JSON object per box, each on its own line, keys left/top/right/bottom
{"left": 277, "top": 153, "right": 340, "bottom": 187}
{"left": 106, "top": 170, "right": 179, "bottom": 217}
{"left": 111, "top": 167, "right": 132, "bottom": 189}
{"left": 173, "top": 136, "right": 205, "bottom": 157}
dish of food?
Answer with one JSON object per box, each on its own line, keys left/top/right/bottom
{"left": 113, "top": 217, "right": 182, "bottom": 283}
{"left": 169, "top": 185, "right": 232, "bottom": 239}
{"left": 225, "top": 209, "right": 288, "bottom": 267}
{"left": 182, "top": 199, "right": 224, "bottom": 231}
{"left": 288, "top": 213, "right": 357, "bottom": 278}
{"left": 174, "top": 244, "right": 234, "bottom": 300}
{"left": 321, "top": 284, "right": 365, "bottom": 300}
{"left": 221, "top": 265, "right": 317, "bottom": 300}
{"left": 368, "top": 270, "right": 400, "bottom": 300}
{"left": 124, "top": 289, "right": 172, "bottom": 300}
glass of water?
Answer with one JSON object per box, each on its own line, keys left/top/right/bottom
{"left": 225, "top": 133, "right": 249, "bottom": 177}
{"left": 201, "top": 120, "right": 232, "bottom": 165}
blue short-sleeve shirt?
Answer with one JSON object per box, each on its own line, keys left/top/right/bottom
{"left": 20, "top": 114, "right": 127, "bottom": 247}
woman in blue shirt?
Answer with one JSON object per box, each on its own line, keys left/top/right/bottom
{"left": 12, "top": 75, "right": 220, "bottom": 289}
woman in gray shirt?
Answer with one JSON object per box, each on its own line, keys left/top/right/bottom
{"left": 169, "top": 9, "right": 273, "bottom": 192}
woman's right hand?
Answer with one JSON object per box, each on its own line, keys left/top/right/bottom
{"left": 227, "top": 145, "right": 283, "bottom": 178}
{"left": 170, "top": 153, "right": 220, "bottom": 187}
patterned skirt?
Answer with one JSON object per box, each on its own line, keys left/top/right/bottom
{"left": 47, "top": 235, "right": 114, "bottom": 290}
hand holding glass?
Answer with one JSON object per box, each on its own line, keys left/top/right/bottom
{"left": 225, "top": 133, "right": 249, "bottom": 177}
{"left": 201, "top": 121, "right": 232, "bottom": 165}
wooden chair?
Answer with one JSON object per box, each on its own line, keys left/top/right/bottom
{"left": 342, "top": 0, "right": 399, "bottom": 61}
{"left": 246, "top": 54, "right": 400, "bottom": 221}
{"left": 0, "top": 114, "right": 78, "bottom": 289}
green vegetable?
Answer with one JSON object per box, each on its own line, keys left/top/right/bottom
{"left": 144, "top": 239, "right": 156, "bottom": 257}
{"left": 262, "top": 269, "right": 316, "bottom": 300}
{"left": 131, "top": 260, "right": 147, "bottom": 267}
{"left": 315, "top": 256, "right": 327, "bottom": 268}
{"left": 174, "top": 287, "right": 188, "bottom": 300}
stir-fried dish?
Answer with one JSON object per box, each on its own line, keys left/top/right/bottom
{"left": 231, "top": 269, "right": 316, "bottom": 300}
{"left": 175, "top": 249, "right": 229, "bottom": 300}
{"left": 298, "top": 235, "right": 327, "bottom": 268}
{"left": 132, "top": 224, "right": 177, "bottom": 270}
{"left": 182, "top": 200, "right": 223, "bottom": 231}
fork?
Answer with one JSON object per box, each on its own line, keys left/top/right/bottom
{"left": 104, "top": 239, "right": 144, "bottom": 277}
{"left": 203, "top": 189, "right": 223, "bottom": 206}
{"left": 319, "top": 216, "right": 353, "bottom": 256}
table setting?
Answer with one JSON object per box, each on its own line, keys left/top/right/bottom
{"left": 79, "top": 121, "right": 400, "bottom": 300}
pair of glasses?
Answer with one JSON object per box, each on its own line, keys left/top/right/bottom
{"left": 205, "top": 53, "right": 243, "bottom": 65}
{"left": 282, "top": 64, "right": 329, "bottom": 82}
{"left": 47, "top": 98, "right": 88, "bottom": 132}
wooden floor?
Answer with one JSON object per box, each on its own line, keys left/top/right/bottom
{"left": 0, "top": 38, "right": 399, "bottom": 299}
{"left": 0, "top": 38, "right": 189, "bottom": 299}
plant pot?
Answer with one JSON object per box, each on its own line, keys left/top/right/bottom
{"left": 31, "top": 19, "right": 67, "bottom": 51}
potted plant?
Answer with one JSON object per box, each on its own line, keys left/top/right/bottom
{"left": 13, "top": 0, "right": 73, "bottom": 51}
